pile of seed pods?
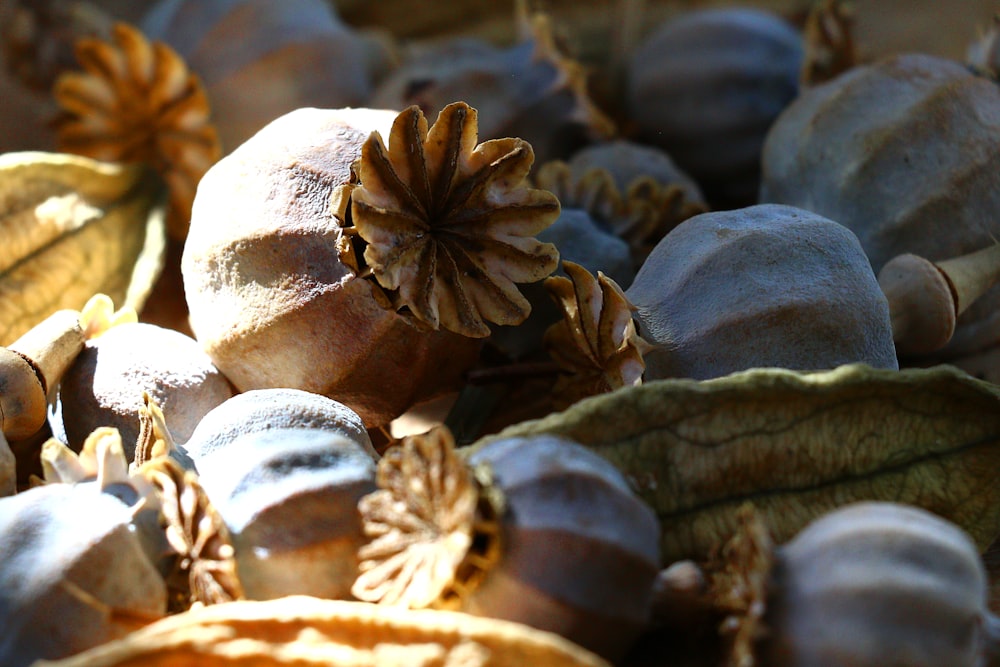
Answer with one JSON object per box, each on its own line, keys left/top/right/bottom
{"left": 3, "top": 2, "right": 1000, "bottom": 666}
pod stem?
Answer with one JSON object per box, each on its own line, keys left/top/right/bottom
{"left": 935, "top": 241, "right": 1000, "bottom": 318}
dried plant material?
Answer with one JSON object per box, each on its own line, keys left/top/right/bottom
{"left": 34, "top": 596, "right": 612, "bottom": 667}
{"left": 968, "top": 14, "right": 1000, "bottom": 78}
{"left": 79, "top": 293, "right": 137, "bottom": 339}
{"left": 472, "top": 364, "right": 1000, "bottom": 564}
{"left": 0, "top": 152, "right": 165, "bottom": 346}
{"left": 800, "top": 0, "right": 857, "bottom": 85}
{"left": 41, "top": 427, "right": 129, "bottom": 489}
{"left": 131, "top": 391, "right": 175, "bottom": 470}
{"left": 535, "top": 160, "right": 706, "bottom": 261}
{"left": 348, "top": 102, "right": 560, "bottom": 338}
{"left": 544, "top": 261, "right": 646, "bottom": 408}
{"left": 137, "top": 457, "right": 243, "bottom": 611}
{"left": 353, "top": 425, "right": 502, "bottom": 609}
{"left": 53, "top": 22, "right": 221, "bottom": 239}
{"left": 708, "top": 505, "right": 774, "bottom": 667}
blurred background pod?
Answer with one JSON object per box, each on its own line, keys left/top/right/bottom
{"left": 625, "top": 7, "right": 803, "bottom": 209}
{"left": 140, "top": 0, "right": 382, "bottom": 154}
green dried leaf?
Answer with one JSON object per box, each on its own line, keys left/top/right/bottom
{"left": 470, "top": 364, "right": 1000, "bottom": 564}
{"left": 0, "top": 151, "right": 166, "bottom": 346}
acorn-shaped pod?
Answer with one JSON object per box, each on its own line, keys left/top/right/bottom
{"left": 49, "top": 322, "right": 235, "bottom": 459}
{"left": 759, "top": 53, "right": 1000, "bottom": 374}
{"left": 370, "top": 12, "right": 615, "bottom": 165}
{"left": 194, "top": 427, "right": 377, "bottom": 601}
{"left": 710, "top": 503, "right": 1000, "bottom": 666}
{"left": 625, "top": 204, "right": 898, "bottom": 380}
{"left": 140, "top": 0, "right": 375, "bottom": 152}
{"left": 626, "top": 8, "right": 803, "bottom": 208}
{"left": 183, "top": 102, "right": 559, "bottom": 427}
{"left": 352, "top": 427, "right": 660, "bottom": 663}
{"left": 182, "top": 388, "right": 375, "bottom": 463}
{"left": 0, "top": 483, "right": 167, "bottom": 667}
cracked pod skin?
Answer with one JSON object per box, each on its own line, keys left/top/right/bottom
{"left": 182, "top": 107, "right": 482, "bottom": 428}
{"left": 760, "top": 54, "right": 1000, "bottom": 375}
{"left": 625, "top": 204, "right": 898, "bottom": 380}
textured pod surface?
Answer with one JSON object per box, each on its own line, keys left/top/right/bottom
{"left": 0, "top": 152, "right": 164, "bottom": 346}
{"left": 142, "top": 0, "right": 373, "bottom": 151}
{"left": 760, "top": 53, "right": 1000, "bottom": 364}
{"left": 466, "top": 436, "right": 660, "bottom": 661}
{"left": 762, "top": 502, "right": 987, "bottom": 667}
{"left": 626, "top": 204, "right": 898, "bottom": 380}
{"left": 182, "top": 388, "right": 374, "bottom": 462}
{"left": 0, "top": 483, "right": 166, "bottom": 667}
{"left": 181, "top": 107, "right": 482, "bottom": 427}
{"left": 195, "top": 427, "right": 377, "bottom": 600}
{"left": 50, "top": 322, "right": 235, "bottom": 457}
{"left": 35, "top": 596, "right": 611, "bottom": 667}
{"left": 626, "top": 8, "right": 802, "bottom": 206}
{"left": 472, "top": 364, "right": 1000, "bottom": 565}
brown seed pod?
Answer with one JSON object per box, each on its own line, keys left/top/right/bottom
{"left": 760, "top": 51, "right": 1000, "bottom": 377}
{"left": 626, "top": 8, "right": 803, "bottom": 208}
{"left": 625, "top": 204, "right": 898, "bottom": 380}
{"left": 354, "top": 427, "right": 660, "bottom": 662}
{"left": 53, "top": 21, "right": 221, "bottom": 239}
{"left": 183, "top": 102, "right": 556, "bottom": 427}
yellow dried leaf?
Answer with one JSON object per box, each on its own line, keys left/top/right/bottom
{"left": 0, "top": 151, "right": 165, "bottom": 346}
{"left": 35, "top": 596, "right": 610, "bottom": 667}
{"left": 472, "top": 364, "right": 1000, "bottom": 563}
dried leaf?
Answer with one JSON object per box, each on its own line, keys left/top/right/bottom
{"left": 471, "top": 364, "right": 1000, "bottom": 563}
{"left": 0, "top": 151, "right": 165, "bottom": 346}
{"left": 34, "top": 597, "right": 611, "bottom": 667}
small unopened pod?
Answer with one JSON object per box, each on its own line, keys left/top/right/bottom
{"left": 195, "top": 427, "right": 377, "bottom": 601}
{"left": 0, "top": 483, "right": 167, "bottom": 667}
{"left": 757, "top": 502, "right": 1000, "bottom": 666}
{"left": 625, "top": 204, "right": 898, "bottom": 380}
{"left": 465, "top": 436, "right": 661, "bottom": 662}
{"left": 49, "top": 322, "right": 235, "bottom": 459}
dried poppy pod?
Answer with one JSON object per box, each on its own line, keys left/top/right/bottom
{"left": 626, "top": 8, "right": 803, "bottom": 208}
{"left": 760, "top": 52, "right": 1000, "bottom": 377}
{"left": 49, "top": 322, "right": 235, "bottom": 459}
{"left": 353, "top": 428, "right": 660, "bottom": 662}
{"left": 0, "top": 482, "right": 167, "bottom": 667}
{"left": 181, "top": 388, "right": 374, "bottom": 463}
{"left": 370, "top": 11, "right": 615, "bottom": 165}
{"left": 536, "top": 140, "right": 708, "bottom": 266}
{"left": 140, "top": 0, "right": 378, "bottom": 153}
{"left": 183, "top": 103, "right": 558, "bottom": 427}
{"left": 710, "top": 503, "right": 1000, "bottom": 666}
{"left": 194, "top": 427, "right": 377, "bottom": 601}
{"left": 0, "top": 309, "right": 84, "bottom": 441}
{"left": 625, "top": 204, "right": 898, "bottom": 380}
